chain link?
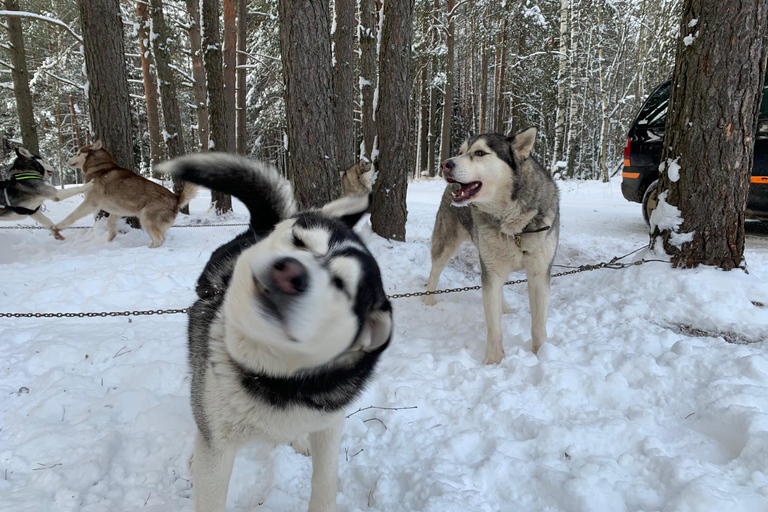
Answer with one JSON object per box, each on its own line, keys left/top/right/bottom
{"left": 0, "top": 250, "right": 649, "bottom": 319}
{"left": 0, "top": 223, "right": 250, "bottom": 230}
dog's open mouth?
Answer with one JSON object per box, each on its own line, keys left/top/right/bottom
{"left": 447, "top": 179, "right": 482, "bottom": 203}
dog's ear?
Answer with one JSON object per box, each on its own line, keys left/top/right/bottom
{"left": 91, "top": 139, "right": 103, "bottom": 151}
{"left": 358, "top": 160, "right": 372, "bottom": 174}
{"left": 359, "top": 303, "right": 393, "bottom": 353}
{"left": 509, "top": 127, "right": 537, "bottom": 160}
{"left": 321, "top": 193, "right": 372, "bottom": 228}
{"left": 459, "top": 139, "right": 469, "bottom": 155}
{"left": 17, "top": 147, "right": 33, "bottom": 158}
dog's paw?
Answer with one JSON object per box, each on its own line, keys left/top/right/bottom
{"left": 291, "top": 436, "right": 311, "bottom": 457}
{"left": 422, "top": 295, "right": 436, "bottom": 307}
{"left": 482, "top": 346, "right": 505, "bottom": 365}
{"left": 50, "top": 227, "right": 65, "bottom": 241}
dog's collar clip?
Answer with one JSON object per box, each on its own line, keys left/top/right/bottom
{"left": 514, "top": 225, "right": 551, "bottom": 247}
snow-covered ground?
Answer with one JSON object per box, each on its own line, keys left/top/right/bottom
{"left": 2, "top": 178, "right": 768, "bottom": 511}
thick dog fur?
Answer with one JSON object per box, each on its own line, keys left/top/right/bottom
{"left": 424, "top": 127, "right": 560, "bottom": 363}
{"left": 1, "top": 147, "right": 92, "bottom": 239}
{"left": 156, "top": 153, "right": 392, "bottom": 512}
{"left": 53, "top": 140, "right": 197, "bottom": 247}
{"left": 340, "top": 159, "right": 374, "bottom": 196}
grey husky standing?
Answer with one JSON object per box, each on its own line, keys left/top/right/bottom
{"left": 424, "top": 127, "right": 559, "bottom": 363}
{"left": 156, "top": 154, "right": 393, "bottom": 512}
{"left": 1, "top": 147, "right": 92, "bottom": 239}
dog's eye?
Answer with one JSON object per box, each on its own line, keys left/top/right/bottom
{"left": 292, "top": 234, "right": 306, "bottom": 248}
{"left": 474, "top": 150, "right": 486, "bottom": 157}
{"left": 332, "top": 275, "right": 346, "bottom": 292}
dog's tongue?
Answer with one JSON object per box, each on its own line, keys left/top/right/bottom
{"left": 452, "top": 182, "right": 480, "bottom": 202}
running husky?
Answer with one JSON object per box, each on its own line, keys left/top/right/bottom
{"left": 1, "top": 147, "right": 92, "bottom": 239}
{"left": 156, "top": 154, "right": 392, "bottom": 512}
{"left": 424, "top": 127, "right": 559, "bottom": 363}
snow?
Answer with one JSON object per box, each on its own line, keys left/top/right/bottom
{"left": 2, "top": 179, "right": 768, "bottom": 511}
{"left": 661, "top": 157, "right": 681, "bottom": 182}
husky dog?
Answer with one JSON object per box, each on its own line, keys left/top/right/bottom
{"left": 53, "top": 140, "right": 197, "bottom": 247}
{"left": 340, "top": 159, "right": 374, "bottom": 196}
{"left": 424, "top": 127, "right": 559, "bottom": 363}
{"left": 156, "top": 154, "right": 393, "bottom": 512}
{"left": 1, "top": 147, "right": 92, "bottom": 239}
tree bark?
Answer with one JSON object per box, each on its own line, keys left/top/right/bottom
{"left": 278, "top": 0, "right": 340, "bottom": 208}
{"left": 494, "top": 17, "right": 508, "bottom": 133}
{"left": 5, "top": 0, "right": 40, "bottom": 154}
{"left": 358, "top": 0, "right": 378, "bottom": 161}
{"left": 438, "top": 0, "right": 455, "bottom": 165}
{"left": 185, "top": 0, "right": 209, "bottom": 152}
{"left": 236, "top": 0, "right": 247, "bottom": 154}
{"left": 78, "top": 0, "right": 133, "bottom": 169}
{"left": 370, "top": 0, "right": 414, "bottom": 241}
{"left": 223, "top": 0, "right": 237, "bottom": 153}
{"left": 201, "top": 0, "right": 233, "bottom": 213}
{"left": 551, "top": 0, "right": 568, "bottom": 170}
{"left": 135, "top": 1, "right": 163, "bottom": 169}
{"left": 333, "top": 0, "right": 356, "bottom": 172}
{"left": 417, "top": 64, "right": 429, "bottom": 176}
{"left": 652, "top": 0, "right": 768, "bottom": 270}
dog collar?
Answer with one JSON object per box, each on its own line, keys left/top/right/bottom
{"left": 514, "top": 225, "right": 551, "bottom": 247}
{"left": 11, "top": 172, "right": 44, "bottom": 181}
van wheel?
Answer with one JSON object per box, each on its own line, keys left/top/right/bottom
{"left": 642, "top": 180, "right": 659, "bottom": 227}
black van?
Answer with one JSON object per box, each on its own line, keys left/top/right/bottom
{"left": 621, "top": 79, "right": 768, "bottom": 225}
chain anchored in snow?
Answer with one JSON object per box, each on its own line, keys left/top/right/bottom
{"left": 0, "top": 247, "right": 653, "bottom": 319}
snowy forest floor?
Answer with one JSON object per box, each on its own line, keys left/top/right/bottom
{"left": 2, "top": 178, "right": 768, "bottom": 512}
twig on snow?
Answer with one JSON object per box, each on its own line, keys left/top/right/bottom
{"left": 346, "top": 405, "right": 417, "bottom": 418}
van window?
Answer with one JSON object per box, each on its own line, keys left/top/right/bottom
{"left": 637, "top": 82, "right": 671, "bottom": 128}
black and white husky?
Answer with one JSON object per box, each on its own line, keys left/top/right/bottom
{"left": 1, "top": 147, "right": 92, "bottom": 239}
{"left": 424, "top": 128, "right": 560, "bottom": 363}
{"left": 157, "top": 154, "right": 393, "bottom": 512}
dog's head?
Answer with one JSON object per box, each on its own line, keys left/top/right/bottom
{"left": 225, "top": 193, "right": 393, "bottom": 374}
{"left": 441, "top": 127, "right": 537, "bottom": 206}
{"left": 340, "top": 159, "right": 375, "bottom": 196}
{"left": 11, "top": 147, "right": 54, "bottom": 179}
{"left": 68, "top": 139, "right": 113, "bottom": 170}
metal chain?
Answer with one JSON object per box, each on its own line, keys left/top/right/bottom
{"left": 0, "top": 250, "right": 651, "bottom": 319}
{"left": 0, "top": 223, "right": 250, "bottom": 230}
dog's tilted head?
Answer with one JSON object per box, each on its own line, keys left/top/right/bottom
{"left": 225, "top": 193, "right": 392, "bottom": 373}
{"left": 441, "top": 127, "right": 537, "bottom": 206}
{"left": 68, "top": 139, "right": 112, "bottom": 170}
{"left": 11, "top": 147, "right": 54, "bottom": 179}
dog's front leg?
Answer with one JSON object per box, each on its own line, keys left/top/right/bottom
{"left": 53, "top": 182, "right": 93, "bottom": 201}
{"left": 29, "top": 210, "right": 64, "bottom": 240}
{"left": 308, "top": 417, "right": 344, "bottom": 512}
{"left": 525, "top": 266, "right": 551, "bottom": 354}
{"left": 191, "top": 433, "right": 239, "bottom": 512}
{"left": 52, "top": 200, "right": 97, "bottom": 231}
{"left": 481, "top": 265, "right": 505, "bottom": 364}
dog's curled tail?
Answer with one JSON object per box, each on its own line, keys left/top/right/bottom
{"left": 156, "top": 153, "right": 297, "bottom": 232}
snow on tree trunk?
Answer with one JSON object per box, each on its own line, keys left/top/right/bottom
{"left": 438, "top": 0, "right": 455, "bottom": 165}
{"left": 551, "top": 0, "right": 568, "bottom": 172}
{"left": 358, "top": 0, "right": 378, "bottom": 162}
{"left": 333, "top": 0, "right": 356, "bottom": 173}
{"left": 185, "top": 0, "right": 209, "bottom": 153}
{"left": 370, "top": 0, "right": 414, "bottom": 241}
{"left": 236, "top": 0, "right": 247, "bottom": 155}
{"left": 135, "top": 1, "right": 163, "bottom": 171}
{"left": 5, "top": 0, "right": 40, "bottom": 154}
{"left": 223, "top": 0, "right": 237, "bottom": 154}
{"left": 201, "top": 0, "right": 233, "bottom": 214}
{"left": 651, "top": 0, "right": 768, "bottom": 270}
{"left": 278, "top": 0, "right": 341, "bottom": 209}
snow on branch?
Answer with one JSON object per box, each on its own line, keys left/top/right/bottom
{"left": 41, "top": 69, "right": 84, "bottom": 90}
{"left": 168, "top": 64, "right": 193, "bottom": 83}
{"left": 0, "top": 10, "right": 82, "bottom": 43}
{"left": 0, "top": 59, "right": 13, "bottom": 71}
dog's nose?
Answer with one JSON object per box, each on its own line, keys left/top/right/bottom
{"left": 442, "top": 159, "right": 455, "bottom": 173}
{"left": 270, "top": 257, "right": 308, "bottom": 295}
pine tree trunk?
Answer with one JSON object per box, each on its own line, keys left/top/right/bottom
{"left": 438, "top": 0, "right": 455, "bottom": 164}
{"left": 333, "top": 0, "right": 356, "bottom": 173}
{"left": 201, "top": 0, "right": 233, "bottom": 213}
{"left": 652, "top": 0, "right": 768, "bottom": 270}
{"left": 479, "top": 46, "right": 487, "bottom": 132}
{"left": 149, "top": 0, "right": 188, "bottom": 212}
{"left": 551, "top": 0, "right": 569, "bottom": 170}
{"left": 223, "top": 0, "right": 237, "bottom": 153}
{"left": 135, "top": 1, "right": 163, "bottom": 170}
{"left": 417, "top": 64, "right": 429, "bottom": 176}
{"left": 278, "top": 0, "right": 340, "bottom": 208}
{"left": 69, "top": 95, "right": 82, "bottom": 149}
{"left": 78, "top": 0, "right": 133, "bottom": 169}
{"left": 358, "top": 0, "right": 378, "bottom": 161}
{"left": 185, "top": 0, "right": 209, "bottom": 152}
{"left": 565, "top": 0, "right": 580, "bottom": 176}
{"left": 494, "top": 17, "right": 508, "bottom": 133}
{"left": 5, "top": 0, "right": 40, "bottom": 154}
{"left": 236, "top": 0, "right": 247, "bottom": 155}
{"left": 370, "top": 0, "right": 414, "bottom": 241}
